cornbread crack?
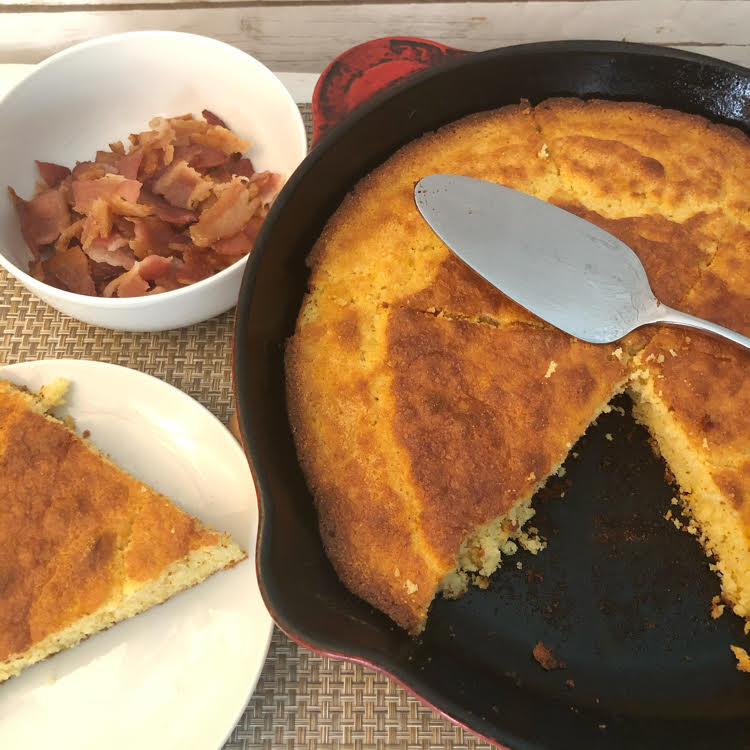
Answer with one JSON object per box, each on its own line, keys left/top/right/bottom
{"left": 286, "top": 97, "right": 750, "bottom": 638}
{"left": 0, "top": 378, "right": 245, "bottom": 684}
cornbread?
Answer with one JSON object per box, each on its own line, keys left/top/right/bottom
{"left": 285, "top": 98, "right": 750, "bottom": 635}
{"left": 0, "top": 378, "right": 245, "bottom": 683}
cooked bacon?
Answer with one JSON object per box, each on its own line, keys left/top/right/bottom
{"left": 249, "top": 171, "right": 284, "bottom": 204}
{"left": 213, "top": 230, "right": 255, "bottom": 256}
{"left": 103, "top": 254, "right": 173, "bottom": 297}
{"left": 202, "top": 109, "right": 227, "bottom": 128}
{"left": 138, "top": 189, "right": 196, "bottom": 225}
{"left": 72, "top": 161, "right": 108, "bottom": 181}
{"left": 117, "top": 149, "right": 144, "bottom": 180}
{"left": 84, "top": 233, "right": 135, "bottom": 269}
{"left": 189, "top": 177, "right": 260, "bottom": 247}
{"left": 152, "top": 160, "right": 212, "bottom": 209}
{"left": 178, "top": 246, "right": 214, "bottom": 285}
{"left": 191, "top": 125, "right": 250, "bottom": 156}
{"left": 173, "top": 144, "right": 228, "bottom": 170}
{"left": 229, "top": 156, "right": 255, "bottom": 180}
{"left": 8, "top": 186, "right": 71, "bottom": 259}
{"left": 243, "top": 214, "right": 265, "bottom": 245}
{"left": 55, "top": 217, "right": 86, "bottom": 253}
{"left": 73, "top": 174, "right": 142, "bottom": 212}
{"left": 129, "top": 216, "right": 180, "bottom": 259}
{"left": 43, "top": 247, "right": 96, "bottom": 295}
{"left": 80, "top": 198, "right": 112, "bottom": 248}
{"left": 95, "top": 150, "right": 121, "bottom": 169}
{"left": 10, "top": 110, "right": 283, "bottom": 297}
{"left": 35, "top": 161, "right": 72, "bottom": 189}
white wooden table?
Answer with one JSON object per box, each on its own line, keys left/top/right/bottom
{"left": 1, "top": 1, "right": 749, "bottom": 70}
{"left": 1, "top": 3, "right": 748, "bottom": 750}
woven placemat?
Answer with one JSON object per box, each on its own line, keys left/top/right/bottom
{"left": 0, "top": 104, "right": 490, "bottom": 750}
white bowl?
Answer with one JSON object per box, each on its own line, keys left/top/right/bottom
{"left": 0, "top": 31, "right": 307, "bottom": 331}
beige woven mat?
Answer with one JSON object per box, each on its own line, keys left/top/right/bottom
{"left": 0, "top": 105, "right": 490, "bottom": 750}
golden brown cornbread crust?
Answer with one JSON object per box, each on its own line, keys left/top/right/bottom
{"left": 0, "top": 379, "right": 245, "bottom": 682}
{"left": 286, "top": 97, "right": 750, "bottom": 633}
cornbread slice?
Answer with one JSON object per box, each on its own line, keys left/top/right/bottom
{"left": 630, "top": 222, "right": 750, "bottom": 621}
{"left": 287, "top": 293, "right": 629, "bottom": 631}
{"left": 0, "top": 378, "right": 245, "bottom": 684}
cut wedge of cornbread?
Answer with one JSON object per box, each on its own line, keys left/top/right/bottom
{"left": 0, "top": 378, "right": 245, "bottom": 683}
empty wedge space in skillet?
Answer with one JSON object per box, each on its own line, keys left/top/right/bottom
{"left": 286, "top": 292, "right": 630, "bottom": 632}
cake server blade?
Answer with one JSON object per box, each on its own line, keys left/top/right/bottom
{"left": 414, "top": 174, "right": 750, "bottom": 350}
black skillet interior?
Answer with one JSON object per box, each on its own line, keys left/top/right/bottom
{"left": 234, "top": 41, "right": 750, "bottom": 750}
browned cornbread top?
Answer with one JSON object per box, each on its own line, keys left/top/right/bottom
{"left": 0, "top": 381, "right": 219, "bottom": 663}
{"left": 388, "top": 309, "right": 627, "bottom": 564}
{"left": 287, "top": 98, "right": 750, "bottom": 632}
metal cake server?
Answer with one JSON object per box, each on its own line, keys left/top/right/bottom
{"left": 414, "top": 174, "right": 750, "bottom": 351}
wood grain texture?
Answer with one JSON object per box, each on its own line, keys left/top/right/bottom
{"left": 1, "top": 1, "right": 748, "bottom": 69}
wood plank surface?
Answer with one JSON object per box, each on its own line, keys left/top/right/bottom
{"left": 1, "top": 1, "right": 748, "bottom": 69}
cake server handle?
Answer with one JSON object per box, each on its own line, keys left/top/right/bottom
{"left": 651, "top": 304, "right": 750, "bottom": 351}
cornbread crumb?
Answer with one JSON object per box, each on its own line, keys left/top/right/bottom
{"left": 730, "top": 645, "right": 750, "bottom": 673}
{"left": 657, "top": 354, "right": 665, "bottom": 363}
{"left": 533, "top": 641, "right": 565, "bottom": 670}
{"left": 711, "top": 596, "right": 726, "bottom": 619}
{"left": 544, "top": 360, "right": 558, "bottom": 378}
{"left": 405, "top": 579, "right": 418, "bottom": 594}
{"left": 538, "top": 143, "right": 550, "bottom": 159}
{"left": 605, "top": 433, "right": 613, "bottom": 441}
{"left": 612, "top": 347, "right": 623, "bottom": 361}
{"left": 669, "top": 348, "right": 678, "bottom": 357}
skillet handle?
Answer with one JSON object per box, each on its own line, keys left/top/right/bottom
{"left": 311, "top": 37, "right": 470, "bottom": 146}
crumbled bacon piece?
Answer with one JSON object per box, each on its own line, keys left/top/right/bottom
{"left": 138, "top": 190, "right": 196, "bottom": 226}
{"left": 189, "top": 177, "right": 261, "bottom": 247}
{"left": 117, "top": 149, "right": 144, "bottom": 180}
{"left": 104, "top": 254, "right": 173, "bottom": 298}
{"left": 174, "top": 144, "right": 228, "bottom": 170}
{"left": 202, "top": 109, "right": 227, "bottom": 128}
{"left": 9, "top": 111, "right": 283, "bottom": 298}
{"left": 44, "top": 247, "right": 96, "bottom": 296}
{"left": 72, "top": 174, "right": 142, "bottom": 213}
{"left": 213, "top": 231, "right": 256, "bottom": 256}
{"left": 8, "top": 186, "right": 71, "bottom": 259}
{"left": 35, "top": 161, "right": 71, "bottom": 189}
{"left": 129, "top": 217, "right": 180, "bottom": 260}
{"left": 152, "top": 160, "right": 212, "bottom": 209}
{"left": 84, "top": 234, "right": 135, "bottom": 269}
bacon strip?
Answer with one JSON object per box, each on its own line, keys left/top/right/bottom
{"left": 72, "top": 174, "right": 142, "bottom": 213}
{"left": 8, "top": 187, "right": 71, "bottom": 259}
{"left": 35, "top": 161, "right": 72, "bottom": 189}
{"left": 84, "top": 234, "right": 136, "bottom": 269}
{"left": 103, "top": 254, "right": 173, "bottom": 297}
{"left": 152, "top": 160, "right": 212, "bottom": 209}
{"left": 44, "top": 247, "right": 96, "bottom": 295}
{"left": 190, "top": 177, "right": 261, "bottom": 247}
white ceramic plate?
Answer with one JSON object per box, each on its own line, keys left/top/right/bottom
{"left": 0, "top": 359, "right": 272, "bottom": 750}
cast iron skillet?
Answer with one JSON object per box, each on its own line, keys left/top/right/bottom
{"left": 234, "top": 39, "right": 750, "bottom": 750}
